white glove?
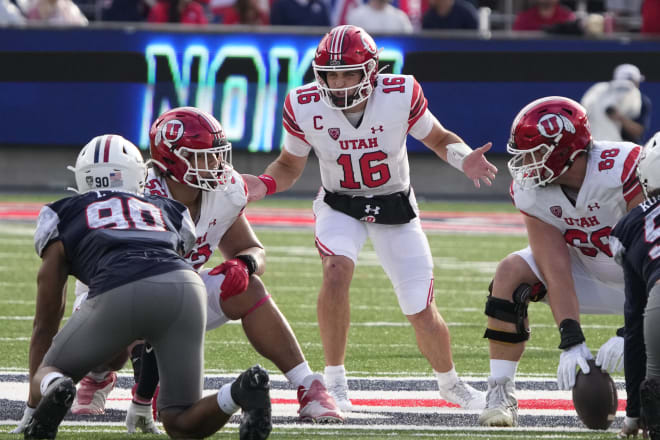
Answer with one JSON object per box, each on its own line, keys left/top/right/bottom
{"left": 9, "top": 405, "right": 35, "bottom": 433}
{"left": 557, "top": 342, "right": 594, "bottom": 390}
{"left": 596, "top": 336, "right": 625, "bottom": 373}
{"left": 617, "top": 416, "right": 643, "bottom": 438}
{"left": 126, "top": 401, "right": 162, "bottom": 434}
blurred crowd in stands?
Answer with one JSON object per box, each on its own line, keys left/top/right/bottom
{"left": 0, "top": 0, "right": 658, "bottom": 34}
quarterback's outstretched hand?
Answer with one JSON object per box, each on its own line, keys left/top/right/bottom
{"left": 242, "top": 174, "right": 268, "bottom": 203}
{"left": 9, "top": 405, "right": 34, "bottom": 433}
{"left": 557, "top": 342, "right": 593, "bottom": 390}
{"left": 462, "top": 142, "right": 498, "bottom": 188}
{"left": 596, "top": 336, "right": 625, "bottom": 373}
{"left": 210, "top": 259, "right": 250, "bottom": 300}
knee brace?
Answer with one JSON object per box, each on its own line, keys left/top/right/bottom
{"left": 483, "top": 281, "right": 545, "bottom": 343}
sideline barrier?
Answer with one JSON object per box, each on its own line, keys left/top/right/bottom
{"left": 0, "top": 25, "right": 659, "bottom": 153}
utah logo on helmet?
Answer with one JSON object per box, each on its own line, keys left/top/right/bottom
{"left": 507, "top": 96, "right": 592, "bottom": 189}
{"left": 149, "top": 107, "right": 233, "bottom": 192}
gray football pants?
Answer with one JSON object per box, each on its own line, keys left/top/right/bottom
{"left": 43, "top": 269, "right": 207, "bottom": 410}
{"left": 645, "top": 283, "right": 660, "bottom": 380}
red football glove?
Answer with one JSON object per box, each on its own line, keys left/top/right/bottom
{"left": 209, "top": 258, "right": 250, "bottom": 300}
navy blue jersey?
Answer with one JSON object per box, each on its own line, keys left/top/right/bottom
{"left": 34, "top": 190, "right": 196, "bottom": 298}
{"left": 611, "top": 195, "right": 660, "bottom": 417}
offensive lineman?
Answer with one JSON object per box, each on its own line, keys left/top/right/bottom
{"left": 244, "top": 24, "right": 497, "bottom": 411}
{"left": 143, "top": 106, "right": 342, "bottom": 423}
{"left": 478, "top": 96, "right": 645, "bottom": 431}
{"left": 610, "top": 131, "right": 660, "bottom": 440}
{"left": 23, "top": 135, "right": 271, "bottom": 440}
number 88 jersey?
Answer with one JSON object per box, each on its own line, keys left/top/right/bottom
{"left": 511, "top": 141, "right": 642, "bottom": 286}
{"left": 282, "top": 74, "right": 432, "bottom": 197}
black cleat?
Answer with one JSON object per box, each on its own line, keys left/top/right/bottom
{"left": 641, "top": 378, "right": 660, "bottom": 440}
{"left": 231, "top": 365, "right": 272, "bottom": 440}
{"left": 24, "top": 377, "right": 76, "bottom": 439}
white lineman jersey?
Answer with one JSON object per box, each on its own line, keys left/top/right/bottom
{"left": 282, "top": 74, "right": 431, "bottom": 196}
{"left": 511, "top": 141, "right": 642, "bottom": 287}
{"left": 144, "top": 167, "right": 248, "bottom": 270}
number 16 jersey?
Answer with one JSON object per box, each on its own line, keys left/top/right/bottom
{"left": 282, "top": 74, "right": 433, "bottom": 197}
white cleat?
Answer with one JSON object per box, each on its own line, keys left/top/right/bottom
{"left": 71, "top": 372, "right": 117, "bottom": 415}
{"left": 438, "top": 378, "right": 487, "bottom": 410}
{"left": 297, "top": 374, "right": 344, "bottom": 423}
{"left": 324, "top": 373, "right": 353, "bottom": 412}
{"left": 478, "top": 376, "right": 519, "bottom": 427}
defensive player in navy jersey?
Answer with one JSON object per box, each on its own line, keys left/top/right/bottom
{"left": 22, "top": 135, "right": 272, "bottom": 440}
{"left": 244, "top": 24, "right": 498, "bottom": 411}
{"left": 478, "top": 97, "right": 645, "bottom": 428}
{"left": 610, "top": 131, "right": 660, "bottom": 439}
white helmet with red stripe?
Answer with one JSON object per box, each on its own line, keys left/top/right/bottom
{"left": 313, "top": 25, "right": 380, "bottom": 110}
{"left": 68, "top": 134, "right": 147, "bottom": 194}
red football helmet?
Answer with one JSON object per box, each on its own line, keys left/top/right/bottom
{"left": 149, "top": 107, "right": 232, "bottom": 191}
{"left": 508, "top": 96, "right": 592, "bottom": 188}
{"left": 312, "top": 25, "right": 381, "bottom": 110}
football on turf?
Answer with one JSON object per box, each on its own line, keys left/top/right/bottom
{"left": 572, "top": 359, "right": 618, "bottom": 429}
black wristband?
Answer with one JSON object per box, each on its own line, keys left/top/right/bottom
{"left": 236, "top": 254, "right": 257, "bottom": 276}
{"left": 616, "top": 326, "right": 625, "bottom": 337}
{"left": 558, "top": 318, "right": 586, "bottom": 349}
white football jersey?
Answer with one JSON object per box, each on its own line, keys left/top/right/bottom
{"left": 511, "top": 141, "right": 642, "bottom": 286}
{"left": 283, "top": 74, "right": 431, "bottom": 196}
{"left": 145, "top": 168, "right": 248, "bottom": 270}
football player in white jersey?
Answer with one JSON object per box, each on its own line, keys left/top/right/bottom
{"left": 142, "top": 106, "right": 342, "bottom": 423}
{"left": 19, "top": 134, "right": 272, "bottom": 440}
{"left": 243, "top": 25, "right": 498, "bottom": 412}
{"left": 478, "top": 96, "right": 645, "bottom": 428}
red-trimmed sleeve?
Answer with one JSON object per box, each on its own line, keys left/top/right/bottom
{"left": 407, "top": 78, "right": 428, "bottom": 132}
{"left": 282, "top": 93, "right": 310, "bottom": 145}
{"left": 509, "top": 180, "right": 534, "bottom": 217}
{"left": 622, "top": 146, "right": 642, "bottom": 203}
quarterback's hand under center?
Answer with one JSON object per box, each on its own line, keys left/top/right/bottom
{"left": 462, "top": 142, "right": 498, "bottom": 188}
{"left": 557, "top": 342, "right": 593, "bottom": 390}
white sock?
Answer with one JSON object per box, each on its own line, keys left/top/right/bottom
{"left": 216, "top": 383, "right": 240, "bottom": 415}
{"left": 324, "top": 365, "right": 346, "bottom": 377}
{"left": 490, "top": 359, "right": 518, "bottom": 380}
{"left": 40, "top": 372, "right": 64, "bottom": 395}
{"left": 88, "top": 370, "right": 109, "bottom": 382}
{"left": 284, "top": 361, "right": 313, "bottom": 388}
{"left": 434, "top": 365, "right": 458, "bottom": 388}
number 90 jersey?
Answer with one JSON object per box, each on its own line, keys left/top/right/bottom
{"left": 511, "top": 141, "right": 642, "bottom": 286}
{"left": 34, "top": 190, "right": 195, "bottom": 297}
{"left": 144, "top": 167, "right": 248, "bottom": 270}
{"left": 283, "top": 74, "right": 431, "bottom": 197}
